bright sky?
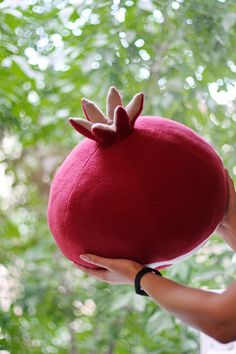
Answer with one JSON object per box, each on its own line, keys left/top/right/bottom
{"left": 208, "top": 81, "right": 236, "bottom": 105}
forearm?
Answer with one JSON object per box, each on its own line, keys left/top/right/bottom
{"left": 140, "top": 272, "right": 223, "bottom": 339}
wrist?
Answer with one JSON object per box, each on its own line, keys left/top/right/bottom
{"left": 129, "top": 264, "right": 143, "bottom": 284}
{"left": 134, "top": 267, "right": 163, "bottom": 296}
{"left": 140, "top": 271, "right": 157, "bottom": 289}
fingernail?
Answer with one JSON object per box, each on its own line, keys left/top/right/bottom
{"left": 80, "top": 254, "right": 90, "bottom": 261}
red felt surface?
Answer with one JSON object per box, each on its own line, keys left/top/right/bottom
{"left": 48, "top": 116, "right": 228, "bottom": 269}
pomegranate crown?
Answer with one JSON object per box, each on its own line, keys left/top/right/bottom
{"left": 69, "top": 86, "right": 144, "bottom": 144}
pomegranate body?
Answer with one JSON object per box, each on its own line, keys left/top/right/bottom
{"left": 48, "top": 116, "right": 227, "bottom": 269}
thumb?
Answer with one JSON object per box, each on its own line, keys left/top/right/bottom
{"left": 80, "top": 254, "right": 112, "bottom": 269}
{"left": 225, "top": 170, "right": 236, "bottom": 211}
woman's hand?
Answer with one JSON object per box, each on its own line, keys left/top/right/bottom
{"left": 75, "top": 254, "right": 143, "bottom": 285}
{"left": 216, "top": 169, "right": 236, "bottom": 252}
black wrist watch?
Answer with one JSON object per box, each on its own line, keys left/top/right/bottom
{"left": 134, "top": 267, "right": 162, "bottom": 296}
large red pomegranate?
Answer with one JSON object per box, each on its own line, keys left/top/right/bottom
{"left": 47, "top": 87, "right": 228, "bottom": 269}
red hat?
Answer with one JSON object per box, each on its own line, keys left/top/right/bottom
{"left": 48, "top": 87, "right": 228, "bottom": 269}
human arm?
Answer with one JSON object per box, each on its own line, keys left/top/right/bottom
{"left": 76, "top": 253, "right": 236, "bottom": 343}
{"left": 216, "top": 169, "right": 236, "bottom": 252}
{"left": 139, "top": 270, "right": 236, "bottom": 343}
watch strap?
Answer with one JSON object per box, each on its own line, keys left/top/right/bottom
{"left": 134, "top": 267, "right": 162, "bottom": 296}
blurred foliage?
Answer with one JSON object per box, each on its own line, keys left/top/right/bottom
{"left": 0, "top": 0, "right": 236, "bottom": 353}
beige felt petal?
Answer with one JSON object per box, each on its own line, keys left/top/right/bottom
{"left": 70, "top": 118, "right": 93, "bottom": 131}
{"left": 125, "top": 92, "right": 143, "bottom": 122}
{"left": 92, "top": 122, "right": 116, "bottom": 132}
{"left": 82, "top": 98, "right": 107, "bottom": 123}
{"left": 106, "top": 86, "right": 123, "bottom": 120}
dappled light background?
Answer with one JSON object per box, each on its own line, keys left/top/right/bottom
{"left": 1, "top": 0, "right": 236, "bottom": 353}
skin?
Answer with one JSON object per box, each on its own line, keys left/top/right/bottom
{"left": 76, "top": 169, "right": 236, "bottom": 343}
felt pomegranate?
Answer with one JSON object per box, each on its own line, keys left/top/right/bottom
{"left": 47, "top": 87, "right": 228, "bottom": 269}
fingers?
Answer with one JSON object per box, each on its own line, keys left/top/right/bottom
{"left": 80, "top": 254, "right": 112, "bottom": 270}
{"left": 225, "top": 169, "right": 236, "bottom": 212}
{"left": 225, "top": 169, "right": 235, "bottom": 194}
{"left": 75, "top": 263, "right": 107, "bottom": 279}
